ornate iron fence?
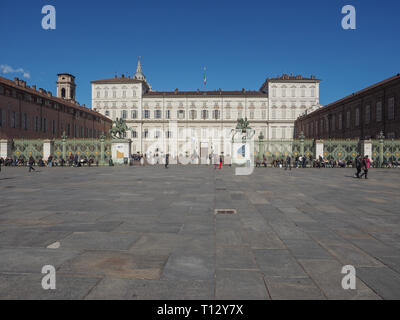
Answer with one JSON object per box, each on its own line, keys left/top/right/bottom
{"left": 11, "top": 140, "right": 43, "bottom": 160}
{"left": 323, "top": 139, "right": 360, "bottom": 162}
{"left": 257, "top": 139, "right": 315, "bottom": 161}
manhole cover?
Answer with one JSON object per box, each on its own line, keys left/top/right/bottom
{"left": 215, "top": 209, "right": 237, "bottom": 215}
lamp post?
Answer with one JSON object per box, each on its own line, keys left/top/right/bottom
{"left": 299, "top": 131, "right": 305, "bottom": 157}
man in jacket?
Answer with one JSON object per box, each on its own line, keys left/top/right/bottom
{"left": 355, "top": 155, "right": 362, "bottom": 178}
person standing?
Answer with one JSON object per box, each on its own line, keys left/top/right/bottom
{"left": 360, "top": 155, "right": 370, "bottom": 179}
{"left": 28, "top": 155, "right": 35, "bottom": 173}
{"left": 355, "top": 155, "right": 362, "bottom": 178}
{"left": 165, "top": 153, "right": 169, "bottom": 169}
{"left": 285, "top": 155, "right": 292, "bottom": 171}
{"left": 219, "top": 154, "right": 224, "bottom": 170}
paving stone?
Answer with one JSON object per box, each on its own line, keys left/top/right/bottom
{"left": 216, "top": 270, "right": 269, "bottom": 300}
{"left": 0, "top": 273, "right": 99, "bottom": 300}
{"left": 298, "top": 259, "right": 381, "bottom": 300}
{"left": 60, "top": 231, "right": 141, "bottom": 251}
{"left": 265, "top": 277, "right": 326, "bottom": 300}
{"left": 161, "top": 251, "right": 215, "bottom": 281}
{"left": 254, "top": 250, "right": 308, "bottom": 278}
{"left": 357, "top": 266, "right": 400, "bottom": 300}
{"left": 58, "top": 251, "right": 168, "bottom": 280}
{"left": 283, "top": 239, "right": 334, "bottom": 260}
{"left": 216, "top": 246, "right": 257, "bottom": 270}
{"left": 86, "top": 278, "right": 214, "bottom": 300}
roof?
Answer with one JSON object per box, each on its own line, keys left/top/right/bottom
{"left": 0, "top": 76, "right": 111, "bottom": 122}
{"left": 91, "top": 76, "right": 144, "bottom": 84}
{"left": 143, "top": 90, "right": 267, "bottom": 97}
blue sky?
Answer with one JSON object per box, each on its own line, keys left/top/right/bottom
{"left": 1, "top": 0, "right": 399, "bottom": 107}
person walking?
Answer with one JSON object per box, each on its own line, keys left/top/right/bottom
{"left": 285, "top": 155, "right": 292, "bottom": 171}
{"left": 165, "top": 153, "right": 169, "bottom": 169}
{"left": 28, "top": 155, "right": 35, "bottom": 173}
{"left": 219, "top": 154, "right": 224, "bottom": 170}
{"left": 360, "top": 155, "right": 370, "bottom": 179}
{"left": 355, "top": 155, "right": 362, "bottom": 178}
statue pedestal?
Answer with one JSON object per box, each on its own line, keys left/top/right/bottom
{"left": 111, "top": 139, "right": 132, "bottom": 165}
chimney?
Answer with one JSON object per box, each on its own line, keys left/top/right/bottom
{"left": 32, "top": 85, "right": 36, "bottom": 90}
{"left": 14, "top": 77, "right": 19, "bottom": 85}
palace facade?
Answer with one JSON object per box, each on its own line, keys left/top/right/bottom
{"left": 295, "top": 74, "right": 400, "bottom": 140}
{"left": 0, "top": 74, "right": 112, "bottom": 140}
{"left": 92, "top": 58, "right": 322, "bottom": 156}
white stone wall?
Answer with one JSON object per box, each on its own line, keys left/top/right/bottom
{"left": 91, "top": 77, "right": 321, "bottom": 156}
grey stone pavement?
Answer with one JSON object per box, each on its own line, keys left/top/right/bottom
{"left": 1, "top": 165, "right": 400, "bottom": 300}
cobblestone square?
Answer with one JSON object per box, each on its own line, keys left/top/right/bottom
{"left": 1, "top": 166, "right": 400, "bottom": 299}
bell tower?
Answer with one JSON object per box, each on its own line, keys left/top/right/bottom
{"left": 57, "top": 73, "right": 76, "bottom": 101}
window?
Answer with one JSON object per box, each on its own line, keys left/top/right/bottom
{"left": 131, "top": 130, "right": 137, "bottom": 138}
{"left": 165, "top": 110, "right": 171, "bottom": 119}
{"left": 0, "top": 108, "right": 3, "bottom": 127}
{"left": 291, "top": 88, "right": 296, "bottom": 97}
{"left": 213, "top": 110, "right": 220, "bottom": 120}
{"left": 365, "top": 105, "right": 371, "bottom": 124}
{"left": 144, "top": 129, "right": 149, "bottom": 138}
{"left": 338, "top": 113, "right": 343, "bottom": 130}
{"left": 105, "top": 110, "right": 110, "bottom": 117}
{"left": 272, "top": 128, "right": 277, "bottom": 139}
{"left": 96, "top": 91, "right": 100, "bottom": 98}
{"left": 155, "top": 130, "right": 161, "bottom": 139}
{"left": 155, "top": 110, "right": 162, "bottom": 119}
{"left": 301, "top": 87, "right": 305, "bottom": 97}
{"left": 331, "top": 114, "right": 336, "bottom": 131}
{"left": 67, "top": 123, "right": 71, "bottom": 136}
{"left": 178, "top": 110, "right": 185, "bottom": 119}
{"left": 282, "top": 87, "right": 286, "bottom": 97}
{"left": 355, "top": 108, "right": 360, "bottom": 126}
{"left": 144, "top": 110, "right": 150, "bottom": 119}
{"left": 376, "top": 101, "right": 382, "bottom": 122}
{"left": 311, "top": 87, "right": 315, "bottom": 97}
{"left": 11, "top": 112, "right": 16, "bottom": 128}
{"left": 271, "top": 109, "right": 276, "bottom": 119}
{"left": 281, "top": 108, "right": 286, "bottom": 120}
{"left": 131, "top": 110, "right": 137, "bottom": 119}
{"left": 113, "top": 91, "right": 116, "bottom": 98}
{"left": 52, "top": 119, "right": 56, "bottom": 134}
{"left": 43, "top": 118, "right": 47, "bottom": 133}
{"left": 167, "top": 131, "right": 173, "bottom": 139}
{"left": 104, "top": 90, "right": 108, "bottom": 98}
{"left": 291, "top": 109, "right": 295, "bottom": 119}
{"left": 201, "top": 110, "right": 208, "bottom": 119}
{"left": 122, "top": 110, "right": 127, "bottom": 119}
{"left": 262, "top": 110, "right": 266, "bottom": 119}
{"left": 190, "top": 110, "right": 197, "bottom": 120}
{"left": 237, "top": 110, "right": 242, "bottom": 119}
{"left": 272, "top": 87, "right": 276, "bottom": 97}
{"left": 388, "top": 97, "right": 395, "bottom": 120}
{"left": 122, "top": 91, "right": 126, "bottom": 98}
{"left": 346, "top": 111, "right": 351, "bottom": 128}
{"left": 61, "top": 88, "right": 66, "bottom": 98}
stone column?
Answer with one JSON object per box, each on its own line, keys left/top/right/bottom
{"left": 299, "top": 131, "right": 305, "bottom": 156}
{"left": 361, "top": 140, "right": 372, "bottom": 159}
{"left": 378, "top": 131, "right": 385, "bottom": 168}
{"left": 100, "top": 136, "right": 105, "bottom": 166}
{"left": 111, "top": 139, "right": 132, "bottom": 165}
{"left": 0, "top": 139, "right": 11, "bottom": 158}
{"left": 315, "top": 140, "right": 324, "bottom": 159}
{"left": 43, "top": 140, "right": 55, "bottom": 160}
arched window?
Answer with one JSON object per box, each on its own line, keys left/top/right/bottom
{"left": 61, "top": 88, "right": 66, "bottom": 98}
